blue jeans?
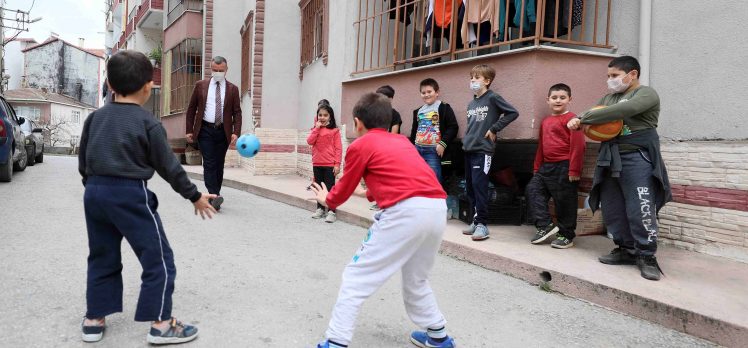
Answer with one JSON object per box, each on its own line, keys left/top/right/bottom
{"left": 416, "top": 145, "right": 441, "bottom": 183}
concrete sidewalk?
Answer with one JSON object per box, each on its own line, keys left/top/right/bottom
{"left": 185, "top": 165, "right": 747, "bottom": 347}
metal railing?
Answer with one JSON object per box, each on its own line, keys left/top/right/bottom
{"left": 168, "top": 38, "right": 203, "bottom": 114}
{"left": 353, "top": 0, "right": 612, "bottom": 74}
{"left": 167, "top": 0, "right": 203, "bottom": 27}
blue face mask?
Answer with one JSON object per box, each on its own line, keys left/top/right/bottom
{"left": 470, "top": 81, "right": 482, "bottom": 93}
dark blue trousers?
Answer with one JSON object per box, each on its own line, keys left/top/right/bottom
{"left": 416, "top": 145, "right": 442, "bottom": 183}
{"left": 198, "top": 124, "right": 229, "bottom": 195}
{"left": 464, "top": 152, "right": 491, "bottom": 225}
{"left": 84, "top": 176, "right": 176, "bottom": 322}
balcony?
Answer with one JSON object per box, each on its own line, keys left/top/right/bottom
{"left": 125, "top": 5, "right": 137, "bottom": 39}
{"left": 137, "top": 0, "right": 165, "bottom": 30}
{"left": 153, "top": 66, "right": 162, "bottom": 86}
{"left": 351, "top": 0, "right": 614, "bottom": 75}
{"left": 167, "top": 0, "right": 202, "bottom": 28}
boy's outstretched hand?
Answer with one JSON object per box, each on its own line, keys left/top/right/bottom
{"left": 193, "top": 193, "right": 218, "bottom": 219}
{"left": 567, "top": 118, "right": 582, "bottom": 130}
{"left": 310, "top": 182, "right": 329, "bottom": 207}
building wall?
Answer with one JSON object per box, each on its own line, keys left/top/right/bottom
{"left": 5, "top": 41, "right": 27, "bottom": 90}
{"left": 259, "top": 0, "right": 300, "bottom": 130}
{"left": 24, "top": 41, "right": 102, "bottom": 108}
{"left": 163, "top": 12, "right": 203, "bottom": 50}
{"left": 49, "top": 103, "right": 94, "bottom": 146}
{"left": 7, "top": 102, "right": 51, "bottom": 124}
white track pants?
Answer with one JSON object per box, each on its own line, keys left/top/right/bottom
{"left": 326, "top": 197, "right": 448, "bottom": 345}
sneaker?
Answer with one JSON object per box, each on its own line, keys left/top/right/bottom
{"left": 637, "top": 255, "right": 663, "bottom": 281}
{"left": 146, "top": 318, "right": 199, "bottom": 345}
{"left": 81, "top": 318, "right": 105, "bottom": 343}
{"left": 410, "top": 331, "right": 456, "bottom": 348}
{"left": 462, "top": 223, "right": 476, "bottom": 235}
{"left": 325, "top": 211, "right": 337, "bottom": 223}
{"left": 316, "top": 340, "right": 347, "bottom": 348}
{"left": 551, "top": 235, "right": 574, "bottom": 249}
{"left": 530, "top": 223, "right": 559, "bottom": 244}
{"left": 370, "top": 203, "right": 380, "bottom": 210}
{"left": 210, "top": 196, "right": 224, "bottom": 211}
{"left": 311, "top": 208, "right": 325, "bottom": 219}
{"left": 471, "top": 223, "right": 489, "bottom": 241}
{"left": 598, "top": 247, "right": 637, "bottom": 265}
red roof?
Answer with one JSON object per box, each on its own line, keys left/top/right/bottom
{"left": 22, "top": 36, "right": 105, "bottom": 59}
{"left": 3, "top": 88, "right": 96, "bottom": 109}
{"left": 3, "top": 37, "right": 37, "bottom": 45}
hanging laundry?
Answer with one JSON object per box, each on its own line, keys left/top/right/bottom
{"left": 460, "top": 0, "right": 500, "bottom": 46}
{"left": 387, "top": 0, "right": 417, "bottom": 26}
{"left": 496, "top": 0, "right": 537, "bottom": 40}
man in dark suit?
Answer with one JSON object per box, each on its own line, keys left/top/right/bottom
{"left": 185, "top": 56, "right": 242, "bottom": 210}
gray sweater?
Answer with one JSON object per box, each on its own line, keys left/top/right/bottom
{"left": 78, "top": 102, "right": 201, "bottom": 202}
{"left": 462, "top": 90, "right": 519, "bottom": 154}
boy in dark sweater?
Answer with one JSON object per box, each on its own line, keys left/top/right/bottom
{"left": 78, "top": 51, "right": 216, "bottom": 344}
{"left": 409, "top": 78, "right": 459, "bottom": 183}
{"left": 462, "top": 64, "right": 519, "bottom": 241}
{"left": 527, "top": 83, "right": 586, "bottom": 249}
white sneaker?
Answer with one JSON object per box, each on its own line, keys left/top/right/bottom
{"left": 325, "top": 211, "right": 337, "bottom": 223}
{"left": 311, "top": 208, "right": 325, "bottom": 219}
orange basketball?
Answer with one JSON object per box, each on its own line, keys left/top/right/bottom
{"left": 583, "top": 106, "right": 623, "bottom": 141}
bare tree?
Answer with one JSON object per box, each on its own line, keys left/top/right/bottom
{"left": 38, "top": 117, "right": 71, "bottom": 147}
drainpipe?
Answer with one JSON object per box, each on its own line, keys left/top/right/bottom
{"left": 639, "top": 0, "right": 652, "bottom": 85}
{"left": 201, "top": 0, "right": 207, "bottom": 79}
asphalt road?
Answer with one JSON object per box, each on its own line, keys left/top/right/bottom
{"left": 0, "top": 156, "right": 715, "bottom": 347}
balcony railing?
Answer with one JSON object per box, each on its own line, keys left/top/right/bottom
{"left": 125, "top": 5, "right": 137, "bottom": 38}
{"left": 167, "top": 0, "right": 203, "bottom": 27}
{"left": 353, "top": 0, "right": 613, "bottom": 74}
{"left": 136, "top": 0, "right": 165, "bottom": 27}
{"left": 153, "top": 66, "right": 162, "bottom": 86}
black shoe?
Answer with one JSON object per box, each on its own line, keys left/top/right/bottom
{"left": 210, "top": 196, "right": 224, "bottom": 211}
{"left": 551, "top": 236, "right": 574, "bottom": 249}
{"left": 531, "top": 223, "right": 559, "bottom": 244}
{"left": 598, "top": 247, "right": 637, "bottom": 265}
{"left": 81, "top": 318, "right": 105, "bottom": 343}
{"left": 637, "top": 255, "right": 663, "bottom": 281}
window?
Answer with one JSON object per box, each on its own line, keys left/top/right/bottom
{"left": 299, "top": 0, "right": 328, "bottom": 72}
{"left": 14, "top": 106, "right": 42, "bottom": 121}
{"left": 168, "top": 38, "right": 203, "bottom": 114}
{"left": 71, "top": 111, "right": 81, "bottom": 124}
{"left": 240, "top": 12, "right": 254, "bottom": 94}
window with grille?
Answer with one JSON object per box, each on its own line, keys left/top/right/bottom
{"left": 168, "top": 38, "right": 203, "bottom": 114}
{"left": 240, "top": 12, "right": 254, "bottom": 95}
{"left": 71, "top": 110, "right": 81, "bottom": 124}
{"left": 299, "top": 0, "right": 328, "bottom": 72}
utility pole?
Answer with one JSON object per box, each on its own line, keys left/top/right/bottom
{"left": 0, "top": 2, "right": 42, "bottom": 93}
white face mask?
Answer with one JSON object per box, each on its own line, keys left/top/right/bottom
{"left": 607, "top": 75, "right": 630, "bottom": 93}
{"left": 212, "top": 71, "right": 226, "bottom": 82}
{"left": 470, "top": 81, "right": 482, "bottom": 93}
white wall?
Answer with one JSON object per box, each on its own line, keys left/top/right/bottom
{"left": 49, "top": 103, "right": 95, "bottom": 146}
{"left": 261, "top": 0, "right": 301, "bottom": 129}
{"left": 5, "top": 41, "right": 24, "bottom": 90}
{"left": 649, "top": 0, "right": 746, "bottom": 140}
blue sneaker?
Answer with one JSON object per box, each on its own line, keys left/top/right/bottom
{"left": 410, "top": 331, "right": 456, "bottom": 348}
{"left": 471, "top": 223, "right": 489, "bottom": 241}
{"left": 316, "top": 340, "right": 346, "bottom": 348}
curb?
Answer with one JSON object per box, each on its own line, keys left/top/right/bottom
{"left": 189, "top": 172, "right": 746, "bottom": 347}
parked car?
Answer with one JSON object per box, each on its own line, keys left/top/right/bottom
{"left": 19, "top": 117, "right": 44, "bottom": 165}
{"left": 0, "top": 95, "right": 28, "bottom": 182}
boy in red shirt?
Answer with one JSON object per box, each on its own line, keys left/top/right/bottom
{"left": 526, "top": 83, "right": 586, "bottom": 249}
{"left": 310, "top": 93, "right": 455, "bottom": 348}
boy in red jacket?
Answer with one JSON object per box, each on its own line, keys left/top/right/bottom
{"left": 526, "top": 83, "right": 586, "bottom": 249}
{"left": 310, "top": 93, "right": 455, "bottom": 348}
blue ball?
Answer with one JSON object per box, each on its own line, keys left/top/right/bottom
{"left": 236, "top": 134, "right": 261, "bottom": 158}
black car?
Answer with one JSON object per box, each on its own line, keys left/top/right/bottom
{"left": 0, "top": 96, "right": 28, "bottom": 182}
{"left": 19, "top": 117, "right": 44, "bottom": 165}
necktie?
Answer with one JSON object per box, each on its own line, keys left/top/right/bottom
{"left": 215, "top": 81, "right": 223, "bottom": 125}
